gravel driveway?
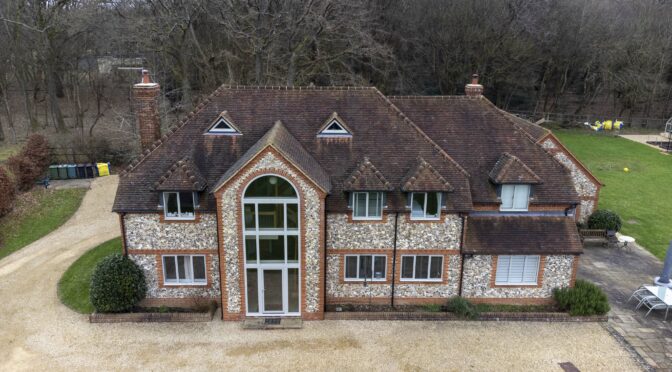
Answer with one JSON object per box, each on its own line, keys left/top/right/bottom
{"left": 0, "top": 176, "right": 640, "bottom": 371}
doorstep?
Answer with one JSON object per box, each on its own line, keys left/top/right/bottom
{"left": 242, "top": 317, "right": 303, "bottom": 330}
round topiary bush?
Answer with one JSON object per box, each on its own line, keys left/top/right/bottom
{"left": 553, "top": 279, "right": 610, "bottom": 316}
{"left": 587, "top": 209, "right": 622, "bottom": 232}
{"left": 90, "top": 254, "right": 146, "bottom": 313}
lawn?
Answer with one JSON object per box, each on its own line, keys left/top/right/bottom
{"left": 0, "top": 144, "right": 21, "bottom": 162}
{"left": 0, "top": 187, "right": 87, "bottom": 261}
{"left": 58, "top": 238, "right": 122, "bottom": 313}
{"left": 554, "top": 130, "right": 672, "bottom": 259}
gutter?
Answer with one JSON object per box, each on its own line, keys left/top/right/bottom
{"left": 324, "top": 205, "right": 328, "bottom": 312}
{"left": 458, "top": 214, "right": 467, "bottom": 297}
{"left": 390, "top": 212, "right": 399, "bottom": 307}
{"left": 118, "top": 212, "right": 128, "bottom": 256}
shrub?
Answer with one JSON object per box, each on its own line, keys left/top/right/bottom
{"left": 446, "top": 297, "right": 480, "bottom": 319}
{"left": 587, "top": 209, "right": 622, "bottom": 232}
{"left": 0, "top": 167, "right": 16, "bottom": 217}
{"left": 422, "top": 303, "right": 443, "bottom": 312}
{"left": 22, "top": 134, "right": 51, "bottom": 170}
{"left": 90, "top": 254, "right": 146, "bottom": 313}
{"left": 553, "top": 279, "right": 610, "bottom": 316}
{"left": 6, "top": 155, "right": 41, "bottom": 191}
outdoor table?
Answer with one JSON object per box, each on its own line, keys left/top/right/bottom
{"left": 618, "top": 235, "right": 635, "bottom": 251}
{"left": 644, "top": 286, "right": 672, "bottom": 320}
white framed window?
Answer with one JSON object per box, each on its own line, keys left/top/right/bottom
{"left": 163, "top": 192, "right": 196, "bottom": 220}
{"left": 410, "top": 192, "right": 441, "bottom": 220}
{"left": 352, "top": 192, "right": 383, "bottom": 220}
{"left": 344, "top": 255, "right": 387, "bottom": 281}
{"left": 500, "top": 184, "right": 530, "bottom": 211}
{"left": 400, "top": 255, "right": 443, "bottom": 281}
{"left": 208, "top": 117, "right": 240, "bottom": 134}
{"left": 162, "top": 255, "right": 207, "bottom": 285}
{"left": 320, "top": 119, "right": 350, "bottom": 135}
{"left": 495, "top": 255, "right": 540, "bottom": 285}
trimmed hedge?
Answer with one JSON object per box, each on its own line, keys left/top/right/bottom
{"left": 446, "top": 297, "right": 480, "bottom": 319}
{"left": 90, "top": 254, "right": 146, "bottom": 313}
{"left": 554, "top": 279, "right": 610, "bottom": 316}
{"left": 587, "top": 209, "right": 622, "bottom": 232}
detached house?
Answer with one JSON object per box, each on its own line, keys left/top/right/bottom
{"left": 113, "top": 72, "right": 601, "bottom": 320}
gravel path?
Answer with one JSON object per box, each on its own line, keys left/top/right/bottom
{"left": 0, "top": 175, "right": 641, "bottom": 371}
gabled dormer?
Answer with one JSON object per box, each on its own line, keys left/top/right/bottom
{"left": 317, "top": 112, "right": 352, "bottom": 138}
{"left": 401, "top": 158, "right": 453, "bottom": 220}
{"left": 206, "top": 111, "right": 241, "bottom": 135}
{"left": 489, "top": 153, "right": 542, "bottom": 212}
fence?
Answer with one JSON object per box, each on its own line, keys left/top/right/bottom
{"left": 508, "top": 110, "right": 669, "bottom": 130}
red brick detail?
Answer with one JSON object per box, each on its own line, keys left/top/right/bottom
{"left": 132, "top": 250, "right": 216, "bottom": 289}
{"left": 139, "top": 297, "right": 221, "bottom": 308}
{"left": 326, "top": 297, "right": 447, "bottom": 305}
{"left": 133, "top": 83, "right": 161, "bottom": 151}
{"left": 465, "top": 297, "right": 555, "bottom": 305}
{"left": 569, "top": 255, "right": 580, "bottom": 287}
{"left": 473, "top": 203, "right": 573, "bottom": 212}
{"left": 346, "top": 211, "right": 390, "bottom": 224}
{"left": 213, "top": 147, "right": 327, "bottom": 321}
{"left": 402, "top": 212, "right": 448, "bottom": 224}
{"left": 394, "top": 251, "right": 453, "bottom": 285}
{"left": 159, "top": 212, "right": 202, "bottom": 224}
{"left": 334, "top": 249, "right": 394, "bottom": 284}
{"left": 489, "top": 255, "right": 546, "bottom": 289}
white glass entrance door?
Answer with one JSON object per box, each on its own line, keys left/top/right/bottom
{"left": 243, "top": 175, "right": 301, "bottom": 316}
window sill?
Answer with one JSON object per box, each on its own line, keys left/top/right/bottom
{"left": 499, "top": 209, "right": 529, "bottom": 212}
{"left": 409, "top": 217, "right": 441, "bottom": 221}
{"left": 344, "top": 279, "right": 387, "bottom": 282}
{"left": 163, "top": 282, "right": 208, "bottom": 286}
{"left": 351, "top": 217, "right": 384, "bottom": 221}
{"left": 494, "top": 282, "right": 538, "bottom": 287}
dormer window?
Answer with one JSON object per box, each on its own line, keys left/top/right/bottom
{"left": 207, "top": 111, "right": 241, "bottom": 135}
{"left": 410, "top": 192, "right": 441, "bottom": 220}
{"left": 351, "top": 191, "right": 384, "bottom": 220}
{"left": 500, "top": 184, "right": 530, "bottom": 212}
{"left": 317, "top": 112, "right": 352, "bottom": 137}
{"left": 163, "top": 191, "right": 197, "bottom": 220}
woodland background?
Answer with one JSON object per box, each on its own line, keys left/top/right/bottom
{"left": 1, "top": 0, "right": 672, "bottom": 160}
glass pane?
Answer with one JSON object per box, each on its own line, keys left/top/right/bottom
{"left": 177, "top": 256, "right": 188, "bottom": 280}
{"left": 287, "top": 204, "right": 298, "bottom": 229}
{"left": 500, "top": 186, "right": 515, "bottom": 210}
{"left": 263, "top": 270, "right": 283, "bottom": 312}
{"left": 430, "top": 257, "right": 443, "bottom": 279}
{"left": 373, "top": 256, "right": 386, "bottom": 279}
{"left": 358, "top": 255, "right": 372, "bottom": 279}
{"left": 259, "top": 235, "right": 285, "bottom": 263}
{"left": 368, "top": 192, "right": 382, "bottom": 217}
{"left": 288, "top": 268, "right": 299, "bottom": 313}
{"left": 245, "top": 237, "right": 257, "bottom": 262}
{"left": 246, "top": 269, "right": 259, "bottom": 313}
{"left": 193, "top": 256, "right": 206, "bottom": 281}
{"left": 244, "top": 204, "right": 256, "bottom": 230}
{"left": 495, "top": 256, "right": 511, "bottom": 283}
{"left": 179, "top": 192, "right": 195, "bottom": 216}
{"left": 411, "top": 193, "right": 425, "bottom": 217}
{"left": 258, "top": 204, "right": 284, "bottom": 229}
{"left": 401, "top": 256, "right": 414, "bottom": 278}
{"left": 245, "top": 176, "right": 297, "bottom": 197}
{"left": 163, "top": 256, "right": 177, "bottom": 281}
{"left": 426, "top": 193, "right": 439, "bottom": 217}
{"left": 513, "top": 185, "right": 530, "bottom": 210}
{"left": 345, "top": 256, "right": 358, "bottom": 278}
{"left": 165, "top": 193, "right": 179, "bottom": 217}
{"left": 287, "top": 235, "right": 298, "bottom": 263}
{"left": 415, "top": 256, "right": 429, "bottom": 279}
{"left": 354, "top": 193, "right": 367, "bottom": 217}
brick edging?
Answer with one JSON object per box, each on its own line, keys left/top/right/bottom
{"left": 89, "top": 311, "right": 214, "bottom": 323}
{"left": 323, "top": 311, "right": 608, "bottom": 322}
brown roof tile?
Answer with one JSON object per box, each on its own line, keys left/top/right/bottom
{"left": 489, "top": 153, "right": 542, "bottom": 184}
{"left": 153, "top": 156, "right": 207, "bottom": 191}
{"left": 463, "top": 216, "right": 583, "bottom": 255}
{"left": 343, "top": 157, "right": 393, "bottom": 191}
{"left": 401, "top": 157, "right": 454, "bottom": 192}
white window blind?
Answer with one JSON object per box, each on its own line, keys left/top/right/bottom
{"left": 495, "top": 255, "right": 540, "bottom": 285}
{"left": 500, "top": 184, "right": 530, "bottom": 211}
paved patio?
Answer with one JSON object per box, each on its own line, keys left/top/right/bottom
{"left": 579, "top": 244, "right": 672, "bottom": 370}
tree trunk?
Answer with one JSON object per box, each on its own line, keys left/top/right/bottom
{"left": 47, "top": 64, "right": 66, "bottom": 133}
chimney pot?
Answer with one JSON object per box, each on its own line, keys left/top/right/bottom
{"left": 465, "top": 73, "right": 484, "bottom": 97}
{"left": 133, "top": 70, "right": 161, "bottom": 151}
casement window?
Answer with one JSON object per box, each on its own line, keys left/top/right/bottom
{"left": 344, "top": 255, "right": 387, "bottom": 281}
{"left": 352, "top": 192, "right": 384, "bottom": 220}
{"left": 162, "top": 255, "right": 207, "bottom": 285}
{"left": 163, "top": 192, "right": 197, "bottom": 220}
{"left": 495, "top": 255, "right": 540, "bottom": 285}
{"left": 500, "top": 184, "right": 530, "bottom": 211}
{"left": 400, "top": 255, "right": 443, "bottom": 281}
{"left": 410, "top": 192, "right": 441, "bottom": 220}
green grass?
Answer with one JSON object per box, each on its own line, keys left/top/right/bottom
{"left": 554, "top": 129, "right": 672, "bottom": 259}
{"left": 0, "top": 188, "right": 87, "bottom": 261}
{"left": 0, "top": 144, "right": 20, "bottom": 162}
{"left": 58, "top": 238, "right": 122, "bottom": 313}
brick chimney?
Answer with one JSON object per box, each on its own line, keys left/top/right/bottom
{"left": 465, "top": 73, "right": 484, "bottom": 97}
{"left": 133, "top": 70, "right": 161, "bottom": 151}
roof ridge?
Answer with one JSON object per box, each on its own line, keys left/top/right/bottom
{"left": 120, "top": 85, "right": 228, "bottom": 177}
{"left": 477, "top": 97, "right": 544, "bottom": 144}
{"left": 370, "top": 87, "right": 471, "bottom": 178}
{"left": 388, "top": 95, "right": 476, "bottom": 100}
{"left": 217, "top": 85, "right": 376, "bottom": 91}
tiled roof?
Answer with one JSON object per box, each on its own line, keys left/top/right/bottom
{"left": 463, "top": 216, "right": 583, "bottom": 254}
{"left": 113, "top": 86, "right": 473, "bottom": 213}
{"left": 401, "top": 157, "right": 453, "bottom": 192}
{"left": 389, "top": 96, "right": 578, "bottom": 205}
{"left": 153, "top": 156, "right": 207, "bottom": 191}
{"left": 213, "top": 120, "right": 332, "bottom": 193}
{"left": 343, "top": 157, "right": 393, "bottom": 191}
{"left": 489, "top": 153, "right": 542, "bottom": 184}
